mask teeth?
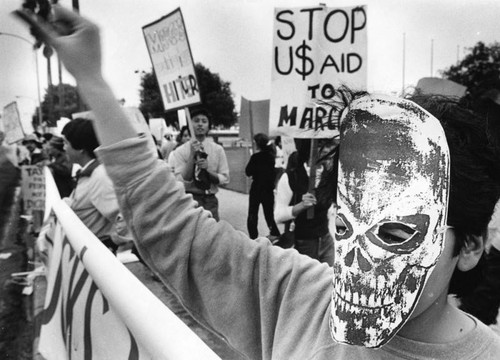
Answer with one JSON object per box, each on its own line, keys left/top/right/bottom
{"left": 360, "top": 293, "right": 367, "bottom": 306}
{"left": 368, "top": 293, "right": 375, "bottom": 307}
{"left": 377, "top": 276, "right": 385, "bottom": 291}
{"left": 384, "top": 294, "right": 391, "bottom": 306}
{"left": 352, "top": 291, "right": 359, "bottom": 304}
{"left": 336, "top": 275, "right": 396, "bottom": 308}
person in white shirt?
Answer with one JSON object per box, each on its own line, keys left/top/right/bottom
{"left": 170, "top": 108, "right": 229, "bottom": 221}
{"left": 62, "top": 118, "right": 135, "bottom": 256}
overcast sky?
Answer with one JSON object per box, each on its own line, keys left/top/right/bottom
{"left": 1, "top": 0, "right": 499, "bottom": 132}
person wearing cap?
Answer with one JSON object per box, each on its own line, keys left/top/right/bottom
{"left": 170, "top": 107, "right": 229, "bottom": 221}
{"left": 22, "top": 133, "right": 48, "bottom": 165}
{"left": 46, "top": 135, "right": 74, "bottom": 198}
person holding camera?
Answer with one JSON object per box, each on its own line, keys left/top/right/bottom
{"left": 170, "top": 107, "right": 229, "bottom": 221}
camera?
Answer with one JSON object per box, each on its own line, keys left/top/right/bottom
{"left": 195, "top": 150, "right": 208, "bottom": 160}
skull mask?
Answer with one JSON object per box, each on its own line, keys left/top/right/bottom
{"left": 329, "top": 95, "right": 450, "bottom": 348}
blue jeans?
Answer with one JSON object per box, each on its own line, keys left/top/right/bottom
{"left": 294, "top": 232, "right": 334, "bottom": 266}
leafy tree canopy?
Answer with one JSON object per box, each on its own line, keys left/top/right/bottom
{"left": 441, "top": 41, "right": 500, "bottom": 107}
{"left": 40, "top": 83, "right": 88, "bottom": 127}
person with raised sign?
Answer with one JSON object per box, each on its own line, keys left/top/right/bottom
{"left": 22, "top": 5, "right": 500, "bottom": 359}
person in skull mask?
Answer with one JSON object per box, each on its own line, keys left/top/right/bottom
{"left": 27, "top": 5, "right": 500, "bottom": 359}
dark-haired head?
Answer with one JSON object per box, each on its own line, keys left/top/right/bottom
{"left": 190, "top": 106, "right": 212, "bottom": 126}
{"left": 323, "top": 87, "right": 500, "bottom": 256}
{"left": 176, "top": 125, "right": 191, "bottom": 144}
{"left": 42, "top": 133, "right": 54, "bottom": 143}
{"left": 61, "top": 118, "right": 100, "bottom": 159}
{"left": 254, "top": 133, "right": 269, "bottom": 151}
{"left": 408, "top": 94, "right": 500, "bottom": 255}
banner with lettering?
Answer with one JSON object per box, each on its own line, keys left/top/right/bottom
{"left": 2, "top": 101, "right": 25, "bottom": 144}
{"left": 270, "top": 6, "right": 367, "bottom": 138}
{"left": 143, "top": 8, "right": 201, "bottom": 112}
{"left": 37, "top": 169, "right": 221, "bottom": 359}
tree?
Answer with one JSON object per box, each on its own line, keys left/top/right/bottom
{"left": 441, "top": 41, "right": 500, "bottom": 107}
{"left": 39, "top": 83, "right": 88, "bottom": 127}
{"left": 194, "top": 63, "right": 237, "bottom": 128}
{"left": 138, "top": 63, "right": 237, "bottom": 128}
{"left": 138, "top": 71, "right": 164, "bottom": 119}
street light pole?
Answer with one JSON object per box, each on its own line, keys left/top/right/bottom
{"left": 0, "top": 32, "right": 43, "bottom": 131}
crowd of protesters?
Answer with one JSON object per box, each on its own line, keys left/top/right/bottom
{"left": 6, "top": 87, "right": 500, "bottom": 359}
{"left": 5, "top": 3, "right": 500, "bottom": 359}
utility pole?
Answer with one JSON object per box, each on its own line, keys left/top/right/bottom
{"left": 402, "top": 33, "right": 406, "bottom": 95}
{"left": 43, "top": 45, "right": 55, "bottom": 126}
{"left": 430, "top": 39, "right": 434, "bottom": 77}
{"left": 73, "top": 0, "right": 85, "bottom": 113}
{"left": 58, "top": 56, "right": 64, "bottom": 119}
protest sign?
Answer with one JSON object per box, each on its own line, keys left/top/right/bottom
{"left": 239, "top": 97, "right": 270, "bottom": 142}
{"left": 270, "top": 6, "right": 367, "bottom": 138}
{"left": 149, "top": 118, "right": 170, "bottom": 144}
{"left": 37, "top": 168, "right": 221, "bottom": 360}
{"left": 143, "top": 8, "right": 201, "bottom": 112}
{"left": 21, "top": 165, "right": 45, "bottom": 212}
{"left": 2, "top": 101, "right": 25, "bottom": 144}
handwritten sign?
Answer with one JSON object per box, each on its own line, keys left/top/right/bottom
{"left": 2, "top": 102, "right": 25, "bottom": 144}
{"left": 21, "top": 165, "right": 45, "bottom": 212}
{"left": 143, "top": 8, "right": 201, "bottom": 111}
{"left": 270, "top": 6, "right": 367, "bottom": 138}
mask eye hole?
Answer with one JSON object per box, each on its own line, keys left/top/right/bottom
{"left": 377, "top": 222, "right": 418, "bottom": 244}
{"left": 333, "top": 212, "right": 353, "bottom": 240}
{"left": 336, "top": 216, "right": 347, "bottom": 235}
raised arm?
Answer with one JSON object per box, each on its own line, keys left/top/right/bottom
{"left": 16, "top": 5, "right": 136, "bottom": 146}
{"left": 15, "top": 6, "right": 336, "bottom": 359}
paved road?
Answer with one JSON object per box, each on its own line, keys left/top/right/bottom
{"left": 129, "top": 188, "right": 283, "bottom": 360}
{"left": 134, "top": 188, "right": 284, "bottom": 359}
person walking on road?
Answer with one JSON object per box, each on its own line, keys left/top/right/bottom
{"left": 245, "top": 133, "right": 281, "bottom": 240}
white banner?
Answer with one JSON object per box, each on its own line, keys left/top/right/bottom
{"left": 37, "top": 168, "right": 221, "bottom": 360}
{"left": 143, "top": 8, "right": 201, "bottom": 111}
{"left": 270, "top": 6, "right": 367, "bottom": 138}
